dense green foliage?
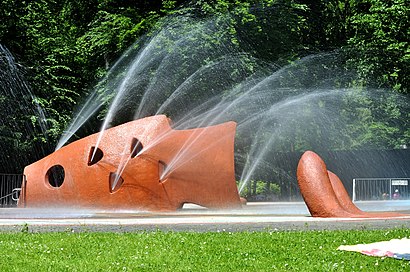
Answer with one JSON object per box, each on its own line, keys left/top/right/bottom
{"left": 0, "top": 0, "right": 408, "bottom": 172}
{"left": 348, "top": 0, "right": 409, "bottom": 93}
{"left": 0, "top": 228, "right": 409, "bottom": 271}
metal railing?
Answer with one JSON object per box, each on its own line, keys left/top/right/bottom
{"left": 0, "top": 174, "right": 25, "bottom": 207}
{"left": 352, "top": 178, "right": 409, "bottom": 202}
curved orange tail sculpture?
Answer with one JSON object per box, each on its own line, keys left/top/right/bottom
{"left": 19, "top": 115, "right": 242, "bottom": 211}
{"left": 297, "top": 151, "right": 405, "bottom": 218}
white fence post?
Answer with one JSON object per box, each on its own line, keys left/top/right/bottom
{"left": 352, "top": 178, "right": 356, "bottom": 202}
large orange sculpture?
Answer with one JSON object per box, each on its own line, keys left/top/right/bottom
{"left": 19, "top": 115, "right": 242, "bottom": 211}
{"left": 297, "top": 151, "right": 405, "bottom": 218}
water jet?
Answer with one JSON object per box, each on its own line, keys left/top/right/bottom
{"left": 1, "top": 12, "right": 409, "bottom": 220}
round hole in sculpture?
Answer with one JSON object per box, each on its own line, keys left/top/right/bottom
{"left": 131, "top": 138, "right": 143, "bottom": 158}
{"left": 88, "top": 146, "right": 103, "bottom": 166}
{"left": 46, "top": 165, "right": 65, "bottom": 188}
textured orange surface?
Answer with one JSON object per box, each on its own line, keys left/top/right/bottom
{"left": 19, "top": 115, "right": 242, "bottom": 211}
{"left": 297, "top": 151, "right": 405, "bottom": 218}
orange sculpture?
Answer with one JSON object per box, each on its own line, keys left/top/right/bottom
{"left": 297, "top": 151, "right": 405, "bottom": 218}
{"left": 19, "top": 115, "right": 242, "bottom": 211}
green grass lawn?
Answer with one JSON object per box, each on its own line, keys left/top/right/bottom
{"left": 0, "top": 228, "right": 408, "bottom": 271}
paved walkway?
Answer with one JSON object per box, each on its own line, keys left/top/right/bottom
{"left": 0, "top": 201, "right": 408, "bottom": 232}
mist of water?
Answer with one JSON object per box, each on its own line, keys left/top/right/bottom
{"left": 56, "top": 12, "right": 409, "bottom": 201}
{"left": 0, "top": 44, "right": 49, "bottom": 172}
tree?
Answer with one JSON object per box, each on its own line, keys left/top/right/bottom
{"left": 348, "top": 0, "right": 409, "bottom": 93}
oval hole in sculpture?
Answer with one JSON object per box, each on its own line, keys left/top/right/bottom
{"left": 46, "top": 165, "right": 65, "bottom": 188}
{"left": 88, "top": 146, "right": 103, "bottom": 166}
{"left": 131, "top": 138, "right": 143, "bottom": 158}
{"left": 109, "top": 172, "right": 124, "bottom": 193}
{"left": 158, "top": 160, "right": 168, "bottom": 182}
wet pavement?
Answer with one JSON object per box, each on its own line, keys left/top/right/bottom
{"left": 0, "top": 201, "right": 408, "bottom": 232}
